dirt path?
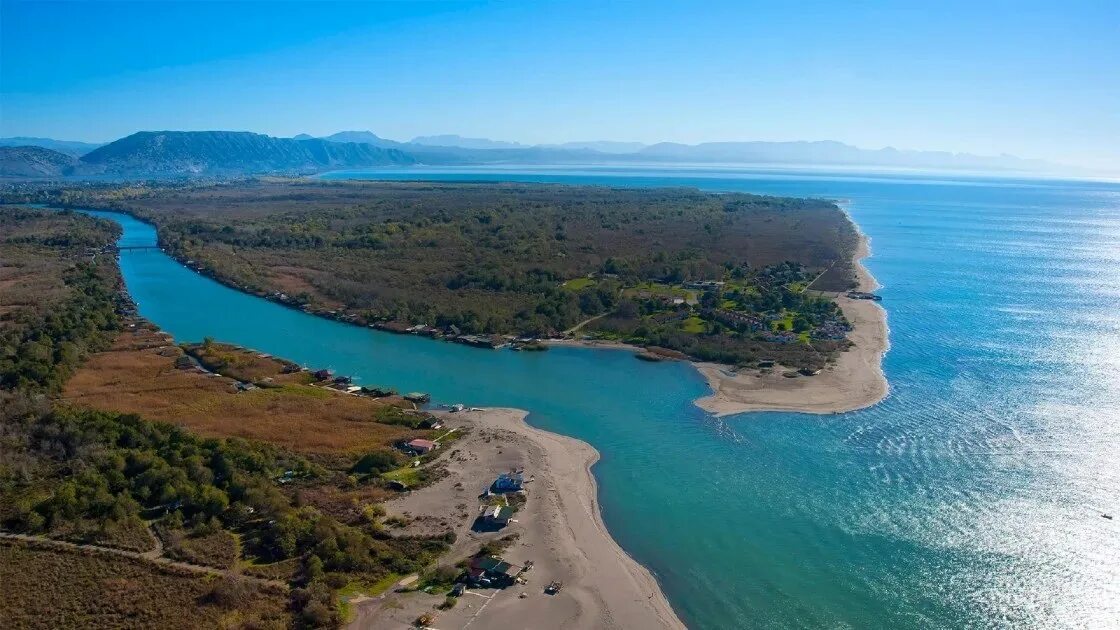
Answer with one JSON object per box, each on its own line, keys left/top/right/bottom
{"left": 563, "top": 311, "right": 611, "bottom": 335}
{"left": 0, "top": 531, "right": 287, "bottom": 590}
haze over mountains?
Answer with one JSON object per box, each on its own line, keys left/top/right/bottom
{"left": 0, "top": 129, "right": 1072, "bottom": 179}
{"left": 0, "top": 136, "right": 105, "bottom": 156}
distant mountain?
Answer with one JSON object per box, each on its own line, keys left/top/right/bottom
{"left": 320, "top": 130, "right": 402, "bottom": 148}
{"left": 79, "top": 131, "right": 415, "bottom": 175}
{"left": 410, "top": 134, "right": 527, "bottom": 150}
{"left": 0, "top": 146, "right": 79, "bottom": 177}
{"left": 635, "top": 140, "right": 1055, "bottom": 172}
{"left": 544, "top": 141, "right": 648, "bottom": 154}
{"left": 3, "top": 128, "right": 1071, "bottom": 178}
{"left": 0, "top": 136, "right": 104, "bottom": 156}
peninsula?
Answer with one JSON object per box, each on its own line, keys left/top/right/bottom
{"left": 36, "top": 179, "right": 881, "bottom": 381}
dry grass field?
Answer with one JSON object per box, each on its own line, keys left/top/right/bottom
{"left": 61, "top": 327, "right": 423, "bottom": 462}
{"left": 0, "top": 540, "right": 290, "bottom": 630}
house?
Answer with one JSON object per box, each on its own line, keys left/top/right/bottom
{"left": 493, "top": 472, "right": 524, "bottom": 492}
{"left": 482, "top": 505, "right": 515, "bottom": 527}
{"left": 467, "top": 555, "right": 518, "bottom": 586}
{"left": 404, "top": 438, "right": 438, "bottom": 455}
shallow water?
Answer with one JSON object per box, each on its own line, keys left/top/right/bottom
{"left": 83, "top": 166, "right": 1120, "bottom": 628}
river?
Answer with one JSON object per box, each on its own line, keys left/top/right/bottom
{"left": 81, "top": 165, "right": 1120, "bottom": 628}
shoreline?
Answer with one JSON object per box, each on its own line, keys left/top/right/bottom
{"left": 693, "top": 232, "right": 889, "bottom": 416}
{"left": 545, "top": 233, "right": 889, "bottom": 417}
{"left": 62, "top": 206, "right": 885, "bottom": 417}
{"left": 352, "top": 407, "right": 684, "bottom": 629}
{"left": 466, "top": 407, "right": 684, "bottom": 629}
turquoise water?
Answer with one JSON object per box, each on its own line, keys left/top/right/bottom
{"left": 83, "top": 166, "right": 1120, "bottom": 628}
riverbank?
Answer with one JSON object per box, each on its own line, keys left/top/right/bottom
{"left": 351, "top": 407, "right": 683, "bottom": 629}
{"left": 693, "top": 234, "right": 888, "bottom": 416}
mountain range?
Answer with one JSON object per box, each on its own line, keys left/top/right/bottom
{"left": 0, "top": 131, "right": 413, "bottom": 177}
{"left": 0, "top": 130, "right": 1071, "bottom": 179}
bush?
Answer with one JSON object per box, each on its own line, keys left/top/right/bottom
{"left": 350, "top": 450, "right": 402, "bottom": 475}
{"left": 202, "top": 575, "right": 253, "bottom": 609}
{"left": 438, "top": 596, "right": 457, "bottom": 610}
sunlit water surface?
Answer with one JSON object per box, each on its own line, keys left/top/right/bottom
{"left": 76, "top": 166, "right": 1120, "bottom": 628}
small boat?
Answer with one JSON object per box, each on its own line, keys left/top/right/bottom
{"left": 1103, "top": 514, "right": 1113, "bottom": 520}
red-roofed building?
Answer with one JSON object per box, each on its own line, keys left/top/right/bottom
{"left": 405, "top": 438, "right": 438, "bottom": 454}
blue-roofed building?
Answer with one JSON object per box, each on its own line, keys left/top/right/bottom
{"left": 493, "top": 471, "right": 524, "bottom": 492}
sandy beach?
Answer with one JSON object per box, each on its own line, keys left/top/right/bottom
{"left": 693, "top": 234, "right": 889, "bottom": 416}
{"left": 349, "top": 407, "right": 684, "bottom": 630}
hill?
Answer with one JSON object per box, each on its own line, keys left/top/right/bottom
{"left": 0, "top": 146, "right": 79, "bottom": 177}
{"left": 78, "top": 130, "right": 416, "bottom": 175}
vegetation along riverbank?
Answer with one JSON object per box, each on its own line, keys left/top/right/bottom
{"left": 10, "top": 178, "right": 878, "bottom": 381}
{"left": 0, "top": 205, "right": 684, "bottom": 628}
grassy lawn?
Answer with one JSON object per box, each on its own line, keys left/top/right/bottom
{"left": 337, "top": 573, "right": 402, "bottom": 621}
{"left": 562, "top": 277, "right": 595, "bottom": 291}
{"left": 626, "top": 281, "right": 691, "bottom": 298}
{"left": 681, "top": 315, "right": 707, "bottom": 334}
{"left": 772, "top": 312, "right": 795, "bottom": 332}
{"left": 726, "top": 283, "right": 759, "bottom": 296}
{"left": 382, "top": 465, "right": 424, "bottom": 487}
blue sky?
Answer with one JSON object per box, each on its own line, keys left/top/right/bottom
{"left": 1, "top": 0, "right": 1117, "bottom": 169}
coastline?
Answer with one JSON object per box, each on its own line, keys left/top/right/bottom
{"left": 353, "top": 407, "right": 684, "bottom": 630}
{"left": 693, "top": 233, "right": 889, "bottom": 416}
{"left": 64, "top": 207, "right": 884, "bottom": 417}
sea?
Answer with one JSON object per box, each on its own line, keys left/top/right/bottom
{"left": 83, "top": 165, "right": 1120, "bottom": 628}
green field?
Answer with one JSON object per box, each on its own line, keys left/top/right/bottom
{"left": 681, "top": 315, "right": 707, "bottom": 333}
{"left": 562, "top": 277, "right": 595, "bottom": 291}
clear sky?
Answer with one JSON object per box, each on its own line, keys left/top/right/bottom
{"left": 1, "top": 0, "right": 1117, "bottom": 170}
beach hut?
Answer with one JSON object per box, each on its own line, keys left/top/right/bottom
{"left": 468, "top": 555, "right": 518, "bottom": 586}
{"left": 405, "top": 438, "right": 438, "bottom": 454}
{"left": 482, "top": 505, "right": 515, "bottom": 527}
{"left": 493, "top": 472, "right": 524, "bottom": 492}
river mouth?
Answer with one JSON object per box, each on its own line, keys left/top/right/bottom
{"left": 43, "top": 165, "right": 1120, "bottom": 629}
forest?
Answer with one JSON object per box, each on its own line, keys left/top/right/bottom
{"left": 80, "top": 179, "right": 860, "bottom": 367}
{"left": 0, "top": 208, "right": 125, "bottom": 392}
